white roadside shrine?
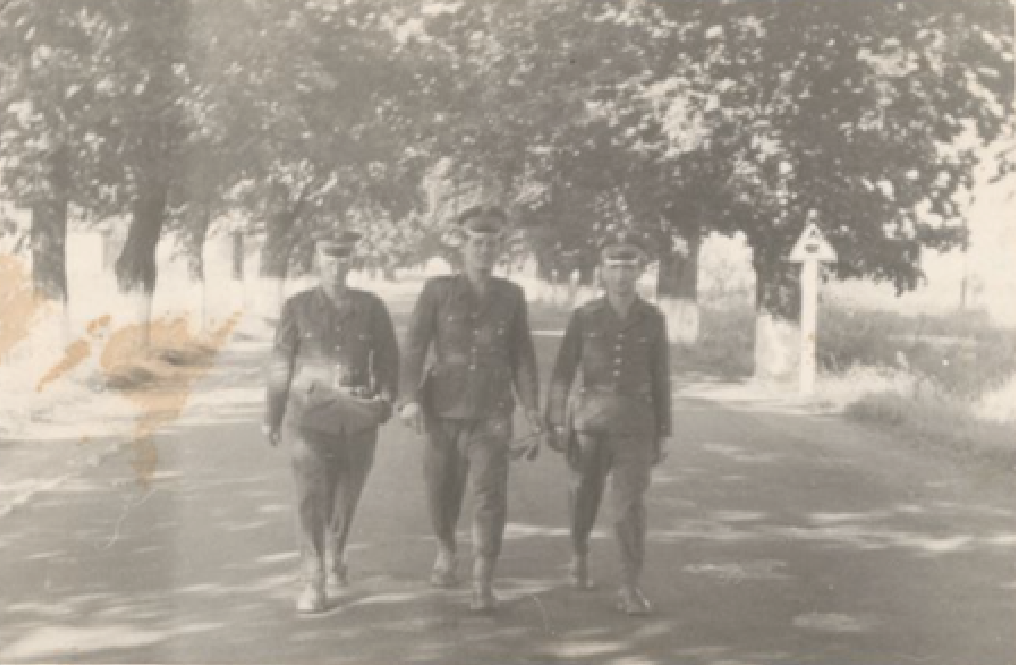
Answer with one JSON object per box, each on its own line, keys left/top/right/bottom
{"left": 787, "top": 217, "right": 838, "bottom": 396}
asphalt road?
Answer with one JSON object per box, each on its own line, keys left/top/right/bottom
{"left": 2, "top": 327, "right": 1014, "bottom": 665}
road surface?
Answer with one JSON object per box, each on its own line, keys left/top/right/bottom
{"left": 2, "top": 322, "right": 1014, "bottom": 665}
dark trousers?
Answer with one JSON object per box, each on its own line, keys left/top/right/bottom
{"left": 425, "top": 416, "right": 511, "bottom": 560}
{"left": 285, "top": 422, "right": 377, "bottom": 583}
{"left": 569, "top": 431, "right": 653, "bottom": 583}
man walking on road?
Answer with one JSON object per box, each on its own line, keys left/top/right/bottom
{"left": 264, "top": 229, "right": 399, "bottom": 614}
{"left": 398, "top": 205, "right": 544, "bottom": 613}
{"left": 545, "top": 228, "right": 672, "bottom": 616}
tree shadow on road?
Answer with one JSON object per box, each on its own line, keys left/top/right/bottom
{"left": 3, "top": 329, "right": 1015, "bottom": 664}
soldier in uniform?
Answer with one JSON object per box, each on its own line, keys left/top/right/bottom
{"left": 398, "top": 204, "right": 543, "bottom": 613}
{"left": 264, "top": 229, "right": 399, "bottom": 614}
{"left": 545, "top": 229, "right": 672, "bottom": 616}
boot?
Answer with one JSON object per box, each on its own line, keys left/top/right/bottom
{"left": 616, "top": 583, "right": 652, "bottom": 616}
{"left": 430, "top": 546, "right": 458, "bottom": 588}
{"left": 470, "top": 557, "right": 497, "bottom": 613}
{"left": 296, "top": 579, "right": 327, "bottom": 614}
{"left": 326, "top": 561, "right": 348, "bottom": 596}
{"left": 568, "top": 554, "right": 595, "bottom": 590}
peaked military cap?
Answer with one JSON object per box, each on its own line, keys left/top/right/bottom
{"left": 456, "top": 204, "right": 509, "bottom": 236}
{"left": 313, "top": 229, "right": 362, "bottom": 259}
{"left": 599, "top": 227, "right": 649, "bottom": 266}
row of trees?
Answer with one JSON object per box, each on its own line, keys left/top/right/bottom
{"left": 1, "top": 0, "right": 1012, "bottom": 370}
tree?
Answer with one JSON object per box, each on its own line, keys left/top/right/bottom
{"left": 2, "top": 0, "right": 197, "bottom": 340}
{"left": 715, "top": 0, "right": 1010, "bottom": 377}
{"left": 582, "top": 0, "right": 1013, "bottom": 375}
{"left": 110, "top": 0, "right": 190, "bottom": 307}
{"left": 0, "top": 0, "right": 119, "bottom": 308}
{"left": 193, "top": 0, "right": 433, "bottom": 317}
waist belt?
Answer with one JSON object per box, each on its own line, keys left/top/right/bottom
{"left": 327, "top": 385, "right": 373, "bottom": 398}
{"left": 580, "top": 384, "right": 651, "bottom": 397}
{"left": 436, "top": 354, "right": 510, "bottom": 366}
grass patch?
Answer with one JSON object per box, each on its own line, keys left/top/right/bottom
{"left": 815, "top": 361, "right": 1016, "bottom": 470}
{"left": 813, "top": 304, "right": 1016, "bottom": 465}
{"left": 819, "top": 305, "right": 1016, "bottom": 399}
{"left": 843, "top": 387, "right": 1016, "bottom": 470}
{"left": 674, "top": 304, "right": 755, "bottom": 379}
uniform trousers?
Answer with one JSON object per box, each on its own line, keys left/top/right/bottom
{"left": 285, "top": 420, "right": 377, "bottom": 583}
{"left": 568, "top": 431, "right": 653, "bottom": 583}
{"left": 425, "top": 415, "right": 511, "bottom": 560}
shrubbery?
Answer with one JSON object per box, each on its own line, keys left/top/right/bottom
{"left": 818, "top": 305, "right": 1016, "bottom": 400}
{"left": 673, "top": 304, "right": 756, "bottom": 379}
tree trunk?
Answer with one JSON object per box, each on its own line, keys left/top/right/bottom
{"left": 578, "top": 263, "right": 598, "bottom": 286}
{"left": 30, "top": 147, "right": 71, "bottom": 304}
{"left": 657, "top": 222, "right": 701, "bottom": 346}
{"left": 116, "top": 180, "right": 167, "bottom": 295}
{"left": 292, "top": 235, "right": 316, "bottom": 276}
{"left": 260, "top": 208, "right": 299, "bottom": 279}
{"left": 232, "top": 231, "right": 244, "bottom": 281}
{"left": 259, "top": 204, "right": 300, "bottom": 321}
{"left": 752, "top": 250, "right": 801, "bottom": 382}
{"left": 101, "top": 228, "right": 118, "bottom": 271}
{"left": 115, "top": 177, "right": 169, "bottom": 347}
{"left": 185, "top": 208, "right": 212, "bottom": 332}
{"left": 186, "top": 207, "right": 211, "bottom": 283}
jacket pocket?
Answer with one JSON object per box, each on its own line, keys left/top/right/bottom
{"left": 572, "top": 393, "right": 655, "bottom": 436}
{"left": 428, "top": 364, "right": 468, "bottom": 413}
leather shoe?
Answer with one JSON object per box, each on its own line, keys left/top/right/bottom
{"left": 470, "top": 585, "right": 497, "bottom": 613}
{"left": 616, "top": 585, "right": 652, "bottom": 616}
{"left": 470, "top": 557, "right": 497, "bottom": 613}
{"left": 568, "top": 555, "right": 595, "bottom": 590}
{"left": 430, "top": 550, "right": 458, "bottom": 588}
{"left": 327, "top": 563, "right": 348, "bottom": 595}
{"left": 296, "top": 582, "right": 327, "bottom": 614}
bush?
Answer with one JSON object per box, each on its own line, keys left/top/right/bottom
{"left": 818, "top": 305, "right": 1016, "bottom": 400}
{"left": 674, "top": 304, "right": 755, "bottom": 378}
{"left": 841, "top": 387, "right": 1016, "bottom": 469}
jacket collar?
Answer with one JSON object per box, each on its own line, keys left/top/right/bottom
{"left": 451, "top": 273, "right": 498, "bottom": 316}
{"left": 590, "top": 294, "right": 649, "bottom": 331}
{"left": 314, "top": 285, "right": 358, "bottom": 321}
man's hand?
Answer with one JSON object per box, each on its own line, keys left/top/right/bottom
{"left": 262, "top": 423, "right": 281, "bottom": 447}
{"left": 399, "top": 402, "right": 426, "bottom": 434}
{"left": 652, "top": 436, "right": 672, "bottom": 466}
{"left": 509, "top": 433, "right": 541, "bottom": 462}
{"left": 505, "top": 410, "right": 544, "bottom": 462}
{"left": 374, "top": 396, "right": 393, "bottom": 424}
{"left": 546, "top": 425, "right": 568, "bottom": 454}
{"left": 524, "top": 409, "right": 546, "bottom": 435}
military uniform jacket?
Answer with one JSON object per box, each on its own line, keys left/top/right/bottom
{"left": 402, "top": 274, "right": 539, "bottom": 420}
{"left": 267, "top": 286, "right": 399, "bottom": 430}
{"left": 546, "top": 296, "right": 671, "bottom": 437}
